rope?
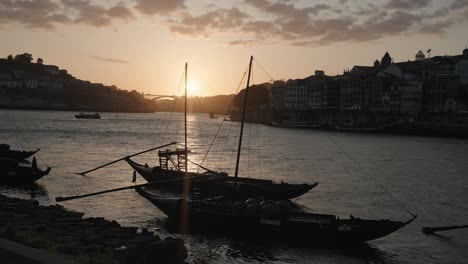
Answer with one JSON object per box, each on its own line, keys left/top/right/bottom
{"left": 247, "top": 121, "right": 251, "bottom": 178}
{"left": 256, "top": 120, "right": 262, "bottom": 179}
{"left": 152, "top": 69, "right": 185, "bottom": 166}
{"left": 327, "top": 134, "right": 414, "bottom": 216}
{"left": 195, "top": 68, "right": 248, "bottom": 173}
{"left": 253, "top": 58, "right": 274, "bottom": 82}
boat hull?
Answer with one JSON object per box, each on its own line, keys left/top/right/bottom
{"left": 75, "top": 113, "right": 101, "bottom": 119}
{"left": 136, "top": 187, "right": 415, "bottom": 244}
{"left": 0, "top": 149, "right": 39, "bottom": 161}
{"left": 126, "top": 158, "right": 317, "bottom": 200}
{"left": 0, "top": 158, "right": 51, "bottom": 185}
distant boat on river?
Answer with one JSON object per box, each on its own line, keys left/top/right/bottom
{"left": 75, "top": 112, "right": 101, "bottom": 119}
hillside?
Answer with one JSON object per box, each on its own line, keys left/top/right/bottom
{"left": 0, "top": 53, "right": 156, "bottom": 112}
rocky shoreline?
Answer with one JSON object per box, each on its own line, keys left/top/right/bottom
{"left": 0, "top": 194, "right": 187, "bottom": 264}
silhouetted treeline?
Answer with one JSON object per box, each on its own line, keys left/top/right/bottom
{"left": 155, "top": 95, "right": 235, "bottom": 114}
{"left": 230, "top": 82, "right": 273, "bottom": 120}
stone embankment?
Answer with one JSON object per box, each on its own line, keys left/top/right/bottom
{"left": 0, "top": 194, "right": 187, "bottom": 264}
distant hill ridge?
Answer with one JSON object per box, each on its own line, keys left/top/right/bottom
{"left": 0, "top": 53, "right": 234, "bottom": 113}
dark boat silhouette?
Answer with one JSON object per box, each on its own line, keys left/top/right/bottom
{"left": 126, "top": 156, "right": 317, "bottom": 201}
{"left": 0, "top": 157, "right": 51, "bottom": 185}
{"left": 75, "top": 112, "right": 101, "bottom": 119}
{"left": 0, "top": 144, "right": 39, "bottom": 161}
{"left": 136, "top": 186, "right": 416, "bottom": 243}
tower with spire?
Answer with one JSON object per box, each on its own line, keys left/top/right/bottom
{"left": 381, "top": 52, "right": 392, "bottom": 67}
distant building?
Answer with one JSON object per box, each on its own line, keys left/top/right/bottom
{"left": 315, "top": 70, "right": 325, "bottom": 77}
{"left": 283, "top": 79, "right": 308, "bottom": 111}
{"left": 381, "top": 52, "right": 392, "bottom": 67}
{"left": 456, "top": 48, "right": 468, "bottom": 84}
{"left": 415, "top": 50, "right": 426, "bottom": 61}
{"left": 400, "top": 80, "right": 423, "bottom": 117}
{"left": 373, "top": 60, "right": 380, "bottom": 67}
{"left": 44, "top": 65, "right": 59, "bottom": 75}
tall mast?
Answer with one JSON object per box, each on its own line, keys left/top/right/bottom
{"left": 184, "top": 62, "right": 188, "bottom": 174}
{"left": 234, "top": 55, "right": 253, "bottom": 184}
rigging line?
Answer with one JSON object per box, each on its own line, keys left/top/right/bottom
{"left": 228, "top": 121, "right": 239, "bottom": 174}
{"left": 253, "top": 58, "right": 274, "bottom": 82}
{"left": 256, "top": 120, "right": 262, "bottom": 179}
{"left": 248, "top": 121, "right": 251, "bottom": 178}
{"left": 195, "top": 69, "right": 248, "bottom": 173}
{"left": 326, "top": 134, "right": 412, "bottom": 213}
{"left": 152, "top": 69, "right": 185, "bottom": 166}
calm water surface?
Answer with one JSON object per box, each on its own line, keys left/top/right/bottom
{"left": 1, "top": 109, "right": 467, "bottom": 264}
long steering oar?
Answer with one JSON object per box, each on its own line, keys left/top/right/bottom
{"left": 77, "top": 141, "right": 177, "bottom": 175}
{"left": 56, "top": 177, "right": 193, "bottom": 202}
{"left": 423, "top": 225, "right": 468, "bottom": 235}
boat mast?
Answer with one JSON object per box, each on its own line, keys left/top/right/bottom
{"left": 234, "top": 55, "right": 253, "bottom": 185}
{"left": 184, "top": 62, "right": 188, "bottom": 174}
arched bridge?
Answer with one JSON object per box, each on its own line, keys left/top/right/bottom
{"left": 143, "top": 94, "right": 181, "bottom": 101}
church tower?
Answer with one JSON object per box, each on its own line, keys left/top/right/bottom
{"left": 381, "top": 52, "right": 392, "bottom": 67}
{"left": 373, "top": 59, "right": 380, "bottom": 67}
{"left": 415, "top": 50, "right": 425, "bottom": 61}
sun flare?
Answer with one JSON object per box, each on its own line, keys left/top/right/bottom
{"left": 187, "top": 80, "right": 199, "bottom": 96}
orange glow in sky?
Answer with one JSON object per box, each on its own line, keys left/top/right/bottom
{"left": 1, "top": 0, "right": 467, "bottom": 96}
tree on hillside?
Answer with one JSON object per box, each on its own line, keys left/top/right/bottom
{"left": 233, "top": 83, "right": 270, "bottom": 110}
{"left": 14, "top": 53, "right": 33, "bottom": 64}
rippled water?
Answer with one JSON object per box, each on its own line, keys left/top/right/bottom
{"left": 1, "top": 109, "right": 467, "bottom": 264}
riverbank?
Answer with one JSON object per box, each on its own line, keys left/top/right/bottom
{"left": 0, "top": 194, "right": 187, "bottom": 264}
{"left": 264, "top": 121, "right": 468, "bottom": 138}
{"left": 0, "top": 104, "right": 155, "bottom": 113}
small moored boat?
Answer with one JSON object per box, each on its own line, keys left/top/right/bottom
{"left": 0, "top": 144, "right": 40, "bottom": 161}
{"left": 0, "top": 157, "right": 51, "bottom": 185}
{"left": 75, "top": 113, "right": 101, "bottom": 119}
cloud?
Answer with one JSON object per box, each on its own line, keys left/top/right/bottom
{"left": 92, "top": 56, "right": 128, "bottom": 64}
{"left": 168, "top": 8, "right": 249, "bottom": 37}
{"left": 164, "top": 0, "right": 468, "bottom": 47}
{"left": 1, "top": 0, "right": 467, "bottom": 47}
{"left": 385, "top": 0, "right": 432, "bottom": 10}
{"left": 134, "top": 0, "right": 185, "bottom": 16}
{"left": 0, "top": 0, "right": 134, "bottom": 29}
{"left": 0, "top": 0, "right": 72, "bottom": 29}
{"left": 108, "top": 5, "right": 134, "bottom": 20}
{"left": 226, "top": 39, "right": 259, "bottom": 47}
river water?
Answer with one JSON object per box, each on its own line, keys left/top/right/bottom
{"left": 0, "top": 109, "right": 467, "bottom": 264}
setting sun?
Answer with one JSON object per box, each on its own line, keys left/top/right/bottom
{"left": 187, "top": 80, "right": 199, "bottom": 96}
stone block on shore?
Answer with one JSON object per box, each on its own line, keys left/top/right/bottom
{"left": 0, "top": 194, "right": 187, "bottom": 264}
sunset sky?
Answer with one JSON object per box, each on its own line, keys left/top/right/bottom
{"left": 1, "top": 0, "right": 468, "bottom": 96}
